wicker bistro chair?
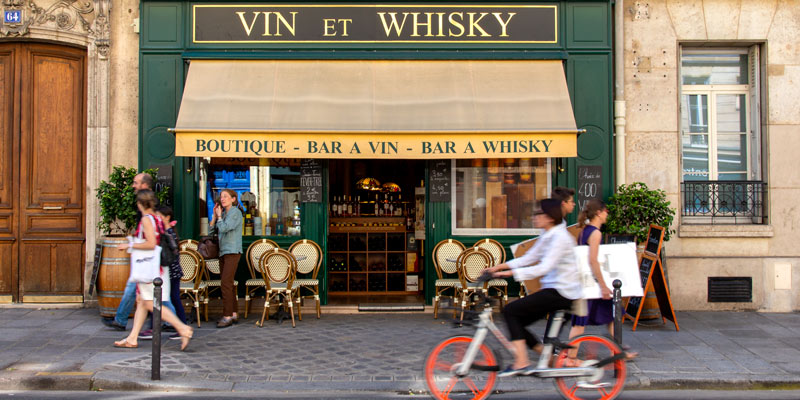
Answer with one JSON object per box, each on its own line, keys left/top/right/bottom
{"left": 289, "top": 239, "right": 323, "bottom": 320}
{"left": 256, "top": 248, "right": 298, "bottom": 328}
{"left": 178, "top": 249, "right": 207, "bottom": 327}
{"left": 201, "top": 258, "right": 239, "bottom": 322}
{"left": 432, "top": 239, "right": 466, "bottom": 319}
{"left": 180, "top": 239, "right": 199, "bottom": 251}
{"left": 456, "top": 247, "right": 493, "bottom": 322}
{"left": 473, "top": 238, "right": 509, "bottom": 309}
{"left": 243, "top": 239, "right": 280, "bottom": 319}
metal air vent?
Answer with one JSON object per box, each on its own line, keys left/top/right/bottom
{"left": 708, "top": 277, "right": 752, "bottom": 303}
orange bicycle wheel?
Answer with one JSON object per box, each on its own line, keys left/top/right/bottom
{"left": 424, "top": 335, "right": 500, "bottom": 400}
{"left": 553, "top": 334, "right": 626, "bottom": 400}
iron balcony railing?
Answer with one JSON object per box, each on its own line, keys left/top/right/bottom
{"left": 681, "top": 181, "right": 767, "bottom": 224}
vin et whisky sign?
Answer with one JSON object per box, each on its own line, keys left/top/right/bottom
{"left": 193, "top": 4, "right": 557, "bottom": 44}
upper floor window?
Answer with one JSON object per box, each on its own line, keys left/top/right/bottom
{"left": 680, "top": 47, "right": 766, "bottom": 224}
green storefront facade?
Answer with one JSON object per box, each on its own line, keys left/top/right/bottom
{"left": 139, "top": 1, "right": 614, "bottom": 305}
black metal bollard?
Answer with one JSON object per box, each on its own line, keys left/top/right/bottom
{"left": 612, "top": 279, "right": 623, "bottom": 346}
{"left": 152, "top": 277, "right": 162, "bottom": 381}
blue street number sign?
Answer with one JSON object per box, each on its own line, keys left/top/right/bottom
{"left": 4, "top": 10, "right": 22, "bottom": 23}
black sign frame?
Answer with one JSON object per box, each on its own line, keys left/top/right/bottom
{"left": 193, "top": 4, "right": 558, "bottom": 44}
{"left": 429, "top": 160, "right": 451, "bottom": 202}
{"left": 300, "top": 159, "right": 323, "bottom": 203}
{"left": 644, "top": 224, "right": 665, "bottom": 257}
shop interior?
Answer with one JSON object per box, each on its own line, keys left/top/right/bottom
{"left": 326, "top": 159, "right": 426, "bottom": 304}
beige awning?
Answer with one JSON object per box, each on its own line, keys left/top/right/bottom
{"left": 173, "top": 59, "right": 578, "bottom": 159}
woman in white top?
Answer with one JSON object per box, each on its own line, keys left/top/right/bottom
{"left": 486, "top": 198, "right": 581, "bottom": 377}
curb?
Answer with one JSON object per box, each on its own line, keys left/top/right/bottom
{"left": 0, "top": 372, "right": 93, "bottom": 391}
{"left": 4, "top": 369, "right": 800, "bottom": 392}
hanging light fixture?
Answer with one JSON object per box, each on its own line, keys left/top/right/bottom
{"left": 356, "top": 177, "right": 382, "bottom": 191}
{"left": 381, "top": 182, "right": 401, "bottom": 193}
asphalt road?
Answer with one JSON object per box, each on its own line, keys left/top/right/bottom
{"left": 2, "top": 390, "right": 800, "bottom": 399}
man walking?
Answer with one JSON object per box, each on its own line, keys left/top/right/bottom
{"left": 101, "top": 173, "right": 155, "bottom": 331}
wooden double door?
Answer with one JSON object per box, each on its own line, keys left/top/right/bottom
{"left": 0, "top": 42, "right": 86, "bottom": 303}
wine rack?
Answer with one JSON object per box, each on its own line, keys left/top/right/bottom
{"left": 328, "top": 221, "right": 417, "bottom": 294}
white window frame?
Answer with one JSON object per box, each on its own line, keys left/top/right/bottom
{"left": 450, "top": 158, "right": 551, "bottom": 236}
{"left": 679, "top": 47, "right": 762, "bottom": 182}
{"left": 680, "top": 88, "right": 750, "bottom": 180}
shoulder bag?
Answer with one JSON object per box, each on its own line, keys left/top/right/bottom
{"left": 128, "top": 215, "right": 163, "bottom": 283}
{"left": 198, "top": 235, "right": 220, "bottom": 259}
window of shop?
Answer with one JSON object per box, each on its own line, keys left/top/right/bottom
{"left": 452, "top": 158, "right": 551, "bottom": 235}
{"left": 199, "top": 158, "right": 302, "bottom": 236}
{"left": 679, "top": 47, "right": 766, "bottom": 224}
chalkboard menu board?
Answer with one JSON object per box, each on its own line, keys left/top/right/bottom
{"left": 429, "top": 160, "right": 451, "bottom": 202}
{"left": 645, "top": 224, "right": 665, "bottom": 257}
{"left": 151, "top": 164, "right": 173, "bottom": 206}
{"left": 577, "top": 165, "right": 602, "bottom": 211}
{"left": 300, "top": 159, "right": 322, "bottom": 203}
{"left": 87, "top": 243, "right": 103, "bottom": 296}
{"left": 625, "top": 255, "right": 656, "bottom": 315}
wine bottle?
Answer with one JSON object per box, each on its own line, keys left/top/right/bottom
{"left": 347, "top": 195, "right": 353, "bottom": 217}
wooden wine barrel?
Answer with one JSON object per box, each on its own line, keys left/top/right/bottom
{"left": 636, "top": 244, "right": 661, "bottom": 320}
{"left": 639, "top": 286, "right": 661, "bottom": 320}
{"left": 96, "top": 236, "right": 131, "bottom": 317}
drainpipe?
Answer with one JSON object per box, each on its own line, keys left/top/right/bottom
{"left": 614, "top": 0, "right": 627, "bottom": 187}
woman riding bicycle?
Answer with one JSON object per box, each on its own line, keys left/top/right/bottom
{"left": 486, "top": 198, "right": 582, "bottom": 377}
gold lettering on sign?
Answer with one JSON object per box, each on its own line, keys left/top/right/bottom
{"left": 323, "top": 18, "right": 352, "bottom": 37}
{"left": 492, "top": 12, "right": 516, "bottom": 37}
{"left": 448, "top": 12, "right": 465, "bottom": 37}
{"left": 236, "top": 12, "right": 259, "bottom": 36}
{"left": 410, "top": 12, "right": 434, "bottom": 37}
{"left": 235, "top": 11, "right": 297, "bottom": 37}
{"left": 274, "top": 12, "right": 297, "bottom": 36}
{"left": 377, "top": 12, "right": 409, "bottom": 37}
{"left": 467, "top": 12, "right": 490, "bottom": 37}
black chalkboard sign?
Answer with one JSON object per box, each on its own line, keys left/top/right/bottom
{"left": 429, "top": 160, "right": 451, "bottom": 202}
{"left": 151, "top": 164, "right": 173, "bottom": 206}
{"left": 300, "top": 159, "right": 323, "bottom": 203}
{"left": 644, "top": 224, "right": 665, "bottom": 257}
{"left": 625, "top": 255, "right": 655, "bottom": 319}
{"left": 87, "top": 243, "right": 103, "bottom": 296}
{"left": 577, "top": 165, "right": 602, "bottom": 212}
{"left": 638, "top": 256, "right": 654, "bottom": 288}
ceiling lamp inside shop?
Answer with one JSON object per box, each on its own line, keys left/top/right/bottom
{"left": 382, "top": 182, "right": 401, "bottom": 193}
{"left": 356, "top": 177, "right": 382, "bottom": 191}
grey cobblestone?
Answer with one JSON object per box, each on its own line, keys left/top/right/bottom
{"left": 1, "top": 308, "right": 800, "bottom": 392}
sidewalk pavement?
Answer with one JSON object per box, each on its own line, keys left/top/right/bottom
{"left": 1, "top": 305, "right": 799, "bottom": 394}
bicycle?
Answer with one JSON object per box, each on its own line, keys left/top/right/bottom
{"left": 424, "top": 278, "right": 628, "bottom": 400}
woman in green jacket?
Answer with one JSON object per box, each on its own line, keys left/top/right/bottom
{"left": 210, "top": 189, "right": 244, "bottom": 328}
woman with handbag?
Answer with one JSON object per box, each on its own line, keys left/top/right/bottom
{"left": 113, "top": 190, "right": 192, "bottom": 350}
{"left": 210, "top": 189, "right": 244, "bottom": 328}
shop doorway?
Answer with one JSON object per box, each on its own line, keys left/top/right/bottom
{"left": 327, "top": 159, "right": 425, "bottom": 305}
{"left": 0, "top": 43, "right": 86, "bottom": 303}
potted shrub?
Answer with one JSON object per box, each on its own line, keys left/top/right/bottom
{"left": 94, "top": 166, "right": 168, "bottom": 317}
{"left": 605, "top": 182, "right": 676, "bottom": 245}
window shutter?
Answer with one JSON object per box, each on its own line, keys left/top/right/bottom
{"left": 748, "top": 45, "right": 761, "bottom": 181}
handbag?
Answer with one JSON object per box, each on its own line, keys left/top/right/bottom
{"left": 128, "top": 216, "right": 162, "bottom": 283}
{"left": 160, "top": 230, "right": 178, "bottom": 267}
{"left": 198, "top": 235, "right": 220, "bottom": 259}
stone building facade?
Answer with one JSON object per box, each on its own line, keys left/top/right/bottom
{"left": 0, "top": 0, "right": 138, "bottom": 302}
{"left": 621, "top": 1, "right": 800, "bottom": 311}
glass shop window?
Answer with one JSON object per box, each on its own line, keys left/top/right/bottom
{"left": 199, "top": 158, "right": 302, "bottom": 237}
{"left": 453, "top": 158, "right": 550, "bottom": 235}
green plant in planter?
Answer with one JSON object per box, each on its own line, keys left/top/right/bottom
{"left": 606, "top": 182, "right": 676, "bottom": 244}
{"left": 97, "top": 166, "right": 169, "bottom": 235}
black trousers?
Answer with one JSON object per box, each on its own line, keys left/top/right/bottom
{"left": 502, "top": 288, "right": 573, "bottom": 348}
